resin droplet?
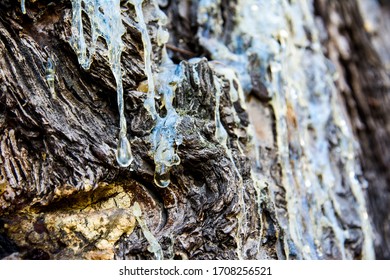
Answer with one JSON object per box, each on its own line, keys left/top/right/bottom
{"left": 116, "top": 135, "right": 133, "bottom": 167}
{"left": 154, "top": 164, "right": 170, "bottom": 188}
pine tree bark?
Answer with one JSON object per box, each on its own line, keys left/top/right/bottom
{"left": 314, "top": 0, "right": 390, "bottom": 259}
{"left": 0, "top": 0, "right": 388, "bottom": 260}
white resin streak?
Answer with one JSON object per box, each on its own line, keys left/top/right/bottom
{"left": 197, "top": 0, "right": 375, "bottom": 259}
{"left": 132, "top": 202, "right": 164, "bottom": 260}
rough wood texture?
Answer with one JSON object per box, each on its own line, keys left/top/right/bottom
{"left": 314, "top": 0, "right": 390, "bottom": 259}
{"left": 0, "top": 0, "right": 387, "bottom": 259}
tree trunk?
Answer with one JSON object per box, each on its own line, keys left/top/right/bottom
{"left": 0, "top": 0, "right": 388, "bottom": 260}
{"left": 315, "top": 0, "right": 390, "bottom": 260}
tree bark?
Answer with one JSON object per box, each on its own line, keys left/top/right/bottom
{"left": 0, "top": 0, "right": 388, "bottom": 260}
{"left": 314, "top": 0, "right": 390, "bottom": 259}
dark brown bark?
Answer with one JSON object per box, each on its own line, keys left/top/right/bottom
{"left": 0, "top": 0, "right": 388, "bottom": 260}
{"left": 0, "top": 0, "right": 266, "bottom": 260}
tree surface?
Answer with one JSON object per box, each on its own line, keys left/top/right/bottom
{"left": 0, "top": 0, "right": 389, "bottom": 260}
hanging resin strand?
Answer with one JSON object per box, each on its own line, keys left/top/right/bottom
{"left": 131, "top": 0, "right": 158, "bottom": 118}
{"left": 151, "top": 61, "right": 182, "bottom": 188}
{"left": 69, "top": 0, "right": 133, "bottom": 167}
{"left": 116, "top": 71, "right": 133, "bottom": 167}
{"left": 21, "top": 0, "right": 26, "bottom": 14}
{"left": 129, "top": 0, "right": 182, "bottom": 187}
